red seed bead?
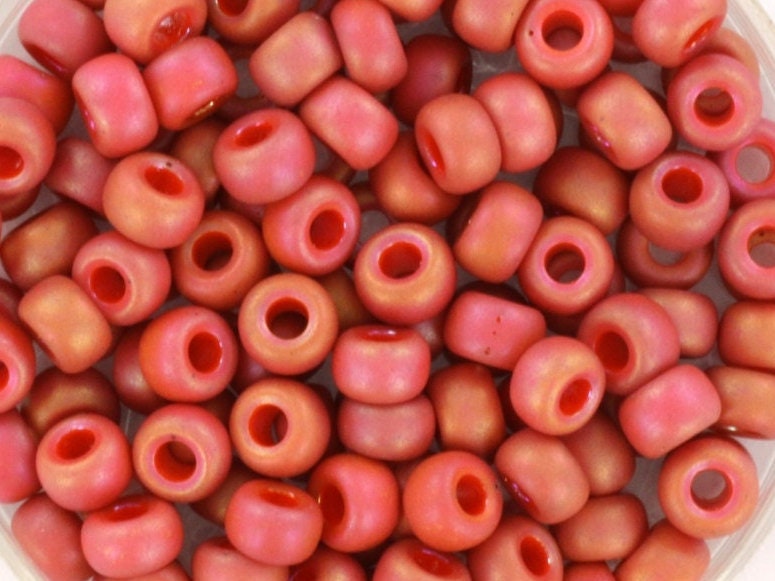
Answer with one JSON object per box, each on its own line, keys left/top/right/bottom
{"left": 11, "top": 493, "right": 94, "bottom": 581}
{"left": 72, "top": 53, "right": 159, "bottom": 159}
{"left": 139, "top": 305, "right": 238, "bottom": 402}
{"left": 658, "top": 435, "right": 759, "bottom": 539}
{"left": 0, "top": 410, "right": 40, "bottom": 503}
{"left": 93, "top": 561, "right": 190, "bottom": 581}
{"left": 495, "top": 428, "right": 589, "bottom": 525}
{"left": 0, "top": 279, "right": 22, "bottom": 324}
{"left": 577, "top": 71, "right": 672, "bottom": 171}
{"left": 0, "top": 97, "right": 57, "bottom": 197}
{"left": 290, "top": 546, "right": 368, "bottom": 581}
{"left": 377, "top": 0, "right": 443, "bottom": 21}
{"left": 413, "top": 93, "right": 501, "bottom": 195}
{"left": 390, "top": 34, "right": 472, "bottom": 126}
{"left": 230, "top": 377, "right": 331, "bottom": 478}
{"left": 205, "top": 0, "right": 300, "bottom": 45}
{"left": 708, "top": 365, "right": 775, "bottom": 439}
{"left": 597, "top": 0, "right": 642, "bottom": 16}
{"left": 638, "top": 287, "right": 717, "bottom": 358}
{"left": 102, "top": 0, "right": 207, "bottom": 64}
{"left": 561, "top": 410, "right": 637, "bottom": 496}
{"left": 631, "top": 0, "right": 725, "bottom": 68}
{"left": 249, "top": 12, "right": 342, "bottom": 108}
{"left": 111, "top": 323, "right": 168, "bottom": 414}
{"left": 533, "top": 146, "right": 629, "bottom": 236}
{"left": 510, "top": 336, "right": 605, "bottom": 436}
{"left": 353, "top": 222, "right": 456, "bottom": 325}
{"left": 192, "top": 536, "right": 289, "bottom": 581}
{"left": 0, "top": 55, "right": 74, "bottom": 134}
{"left": 19, "top": 275, "right": 112, "bottom": 375}
{"left": 718, "top": 300, "right": 775, "bottom": 372}
{"left": 213, "top": 108, "right": 316, "bottom": 206}
{"left": 515, "top": 0, "right": 614, "bottom": 90}
{"left": 467, "top": 514, "right": 564, "bottom": 581}
{"left": 190, "top": 459, "right": 255, "bottom": 526}
{"left": 308, "top": 453, "right": 400, "bottom": 553}
{"left": 564, "top": 562, "right": 616, "bottom": 581}
{"left": 403, "top": 450, "right": 503, "bottom": 552}
{"left": 332, "top": 324, "right": 431, "bottom": 405}
{"left": 373, "top": 537, "right": 471, "bottom": 581}
{"left": 443, "top": 289, "right": 547, "bottom": 371}
{"left": 667, "top": 53, "right": 762, "bottom": 152}
{"left": 21, "top": 366, "right": 121, "bottom": 438}
{"left": 18, "top": 0, "right": 113, "bottom": 79}
{"left": 615, "top": 519, "right": 710, "bottom": 581}
{"left": 315, "top": 268, "right": 376, "bottom": 332}
{"left": 0, "top": 185, "right": 39, "bottom": 221}
{"left": 132, "top": 403, "right": 232, "bottom": 503}
{"left": 143, "top": 36, "right": 238, "bottom": 131}
{"left": 169, "top": 118, "right": 225, "bottom": 203}
{"left": 448, "top": 181, "right": 543, "bottom": 283}
{"left": 238, "top": 273, "right": 339, "bottom": 376}
{"left": 81, "top": 494, "right": 185, "bottom": 579}
{"left": 35, "top": 412, "right": 131, "bottom": 513}
{"left": 0, "top": 314, "right": 35, "bottom": 413}
{"left": 517, "top": 215, "right": 615, "bottom": 317}
{"left": 450, "top": 0, "right": 528, "bottom": 53}
{"left": 576, "top": 292, "right": 681, "bottom": 396}
{"left": 369, "top": 131, "right": 461, "bottom": 225}
{"left": 426, "top": 362, "right": 507, "bottom": 459}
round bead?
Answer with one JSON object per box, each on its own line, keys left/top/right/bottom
{"left": 290, "top": 546, "right": 368, "bottom": 581}
{"left": 373, "top": 537, "right": 471, "bottom": 581}
{"left": 450, "top": 0, "right": 529, "bottom": 53}
{"left": 111, "top": 323, "right": 168, "bottom": 415}
{"left": 718, "top": 300, "right": 775, "bottom": 372}
{"left": 0, "top": 313, "right": 36, "bottom": 414}
{"left": 169, "top": 118, "right": 224, "bottom": 202}
{"left": 377, "top": 0, "right": 444, "bottom": 21}
{"left": 708, "top": 365, "right": 775, "bottom": 439}
{"left": 0, "top": 410, "right": 40, "bottom": 503}
{"left": 192, "top": 536, "right": 289, "bottom": 581}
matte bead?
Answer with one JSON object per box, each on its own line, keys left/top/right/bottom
{"left": 708, "top": 365, "right": 775, "bottom": 439}
{"left": 111, "top": 323, "right": 168, "bottom": 414}
{"left": 373, "top": 537, "right": 471, "bottom": 581}
{"left": 0, "top": 410, "right": 40, "bottom": 503}
{"left": 192, "top": 536, "right": 288, "bottom": 581}
{"left": 0, "top": 313, "right": 37, "bottom": 413}
{"left": 450, "top": 0, "right": 528, "bottom": 53}
{"left": 290, "top": 546, "right": 367, "bottom": 581}
{"left": 718, "top": 300, "right": 775, "bottom": 372}
{"left": 205, "top": 0, "right": 300, "bottom": 45}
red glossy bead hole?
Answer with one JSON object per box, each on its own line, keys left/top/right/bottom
{"left": 310, "top": 209, "right": 346, "bottom": 251}
{"left": 736, "top": 144, "right": 774, "bottom": 185}
{"left": 90, "top": 265, "right": 127, "bottom": 304}
{"left": 456, "top": 474, "right": 487, "bottom": 516}
{"left": 154, "top": 440, "right": 197, "bottom": 482}
{"left": 684, "top": 18, "right": 720, "bottom": 54}
{"left": 662, "top": 167, "right": 703, "bottom": 203}
{"left": 248, "top": 404, "right": 289, "bottom": 447}
{"left": 559, "top": 379, "right": 592, "bottom": 416}
{"left": 152, "top": 10, "right": 194, "bottom": 54}
{"left": 214, "top": 0, "right": 248, "bottom": 17}
{"left": 545, "top": 244, "right": 585, "bottom": 283}
{"left": 56, "top": 428, "right": 96, "bottom": 460}
{"left": 260, "top": 487, "right": 300, "bottom": 508}
{"left": 520, "top": 535, "right": 551, "bottom": 577}
{"left": 694, "top": 88, "right": 735, "bottom": 127}
{"left": 417, "top": 129, "right": 446, "bottom": 175}
{"left": 318, "top": 484, "right": 345, "bottom": 526}
{"left": 234, "top": 121, "right": 274, "bottom": 147}
{"left": 106, "top": 499, "right": 150, "bottom": 522}
{"left": 595, "top": 331, "right": 630, "bottom": 372}
{"left": 541, "top": 10, "right": 584, "bottom": 51}
{"left": 410, "top": 546, "right": 456, "bottom": 576}
{"left": 379, "top": 241, "right": 423, "bottom": 279}
{"left": 265, "top": 298, "right": 309, "bottom": 339}
{"left": 691, "top": 469, "right": 733, "bottom": 512}
{"left": 747, "top": 227, "right": 775, "bottom": 267}
{"left": 192, "top": 231, "right": 234, "bottom": 271}
{"left": 0, "top": 145, "right": 23, "bottom": 180}
{"left": 0, "top": 362, "right": 8, "bottom": 389}
{"left": 145, "top": 165, "right": 185, "bottom": 195}
{"left": 188, "top": 332, "right": 222, "bottom": 374}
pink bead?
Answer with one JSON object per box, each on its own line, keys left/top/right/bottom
{"left": 205, "top": 0, "right": 299, "bottom": 45}
{"left": 667, "top": 53, "right": 762, "bottom": 152}
{"left": 72, "top": 230, "right": 171, "bottom": 327}
{"left": 72, "top": 53, "right": 159, "bottom": 159}
{"left": 307, "top": 453, "right": 400, "bottom": 553}
{"left": 80, "top": 494, "right": 184, "bottom": 578}
{"left": 139, "top": 305, "right": 238, "bottom": 402}
{"left": 169, "top": 118, "right": 225, "bottom": 203}
{"left": 629, "top": 151, "right": 730, "bottom": 252}
{"left": 510, "top": 336, "right": 605, "bottom": 436}
{"left": 373, "top": 537, "right": 471, "bottom": 581}
{"left": 290, "top": 546, "right": 367, "bottom": 581}
{"left": 102, "top": 0, "right": 207, "bottom": 64}
{"left": 718, "top": 300, "right": 775, "bottom": 372}
{"left": 514, "top": 0, "right": 614, "bottom": 90}
{"left": 353, "top": 222, "right": 456, "bottom": 325}
{"left": 597, "top": 0, "right": 642, "bottom": 15}
{"left": 443, "top": 289, "right": 547, "bottom": 371}
{"left": 332, "top": 324, "right": 431, "bottom": 405}
{"left": 0, "top": 313, "right": 36, "bottom": 413}
{"left": 658, "top": 435, "right": 759, "bottom": 539}
{"left": 450, "top": 0, "right": 529, "bottom": 53}
{"left": 517, "top": 215, "right": 615, "bottom": 317}
{"left": 230, "top": 377, "right": 331, "bottom": 478}
{"left": 564, "top": 562, "right": 615, "bottom": 581}
{"left": 132, "top": 403, "right": 232, "bottom": 503}
{"left": 262, "top": 175, "right": 361, "bottom": 276}
{"left": 111, "top": 323, "right": 168, "bottom": 414}
{"left": 315, "top": 268, "right": 376, "bottom": 332}
{"left": 213, "top": 107, "right": 316, "bottom": 206}
{"left": 192, "top": 536, "right": 288, "bottom": 581}
{"left": 0, "top": 410, "right": 40, "bottom": 503}
{"left": 93, "top": 561, "right": 189, "bottom": 581}
{"left": 36, "top": 412, "right": 132, "bottom": 512}
{"left": 377, "top": 0, "right": 443, "bottom": 21}
{"left": 189, "top": 460, "right": 256, "bottom": 527}
{"left": 143, "top": 36, "right": 238, "bottom": 131}
{"left": 708, "top": 365, "right": 775, "bottom": 439}
{"left": 467, "top": 514, "right": 564, "bottom": 581}
{"left": 238, "top": 273, "right": 339, "bottom": 376}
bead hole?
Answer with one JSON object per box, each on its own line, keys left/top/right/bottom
{"left": 691, "top": 469, "right": 733, "bottom": 511}
{"left": 456, "top": 474, "right": 486, "bottom": 515}
{"left": 260, "top": 487, "right": 300, "bottom": 508}
{"left": 0, "top": 362, "right": 8, "bottom": 389}
{"left": 559, "top": 378, "right": 592, "bottom": 416}
{"left": 215, "top": 0, "right": 248, "bottom": 17}
{"left": 736, "top": 144, "right": 774, "bottom": 185}
{"left": 694, "top": 87, "right": 735, "bottom": 127}
{"left": 417, "top": 129, "right": 445, "bottom": 175}
{"left": 661, "top": 167, "right": 703, "bottom": 203}
{"left": 266, "top": 298, "right": 309, "bottom": 339}
{"left": 106, "top": 499, "right": 150, "bottom": 522}
{"left": 249, "top": 404, "right": 289, "bottom": 447}
{"left": 379, "top": 241, "right": 423, "bottom": 279}
{"left": 90, "top": 265, "right": 127, "bottom": 304}
{"left": 309, "top": 209, "right": 346, "bottom": 251}
{"left": 188, "top": 332, "right": 222, "bottom": 374}
{"left": 152, "top": 10, "right": 194, "bottom": 54}
{"left": 545, "top": 244, "right": 585, "bottom": 283}
{"left": 56, "top": 428, "right": 96, "bottom": 460}
{"left": 595, "top": 331, "right": 630, "bottom": 372}
{"left": 520, "top": 536, "right": 551, "bottom": 576}
{"left": 318, "top": 484, "right": 346, "bottom": 526}
{"left": 235, "top": 121, "right": 274, "bottom": 147}
{"left": 684, "top": 18, "right": 720, "bottom": 54}
{"left": 154, "top": 441, "right": 197, "bottom": 482}
{"left": 145, "top": 165, "right": 185, "bottom": 195}
{"left": 410, "top": 546, "right": 456, "bottom": 576}
{"left": 747, "top": 227, "right": 775, "bottom": 268}
{"left": 22, "top": 43, "right": 67, "bottom": 78}
{"left": 0, "top": 145, "right": 24, "bottom": 180}
{"left": 541, "top": 10, "right": 584, "bottom": 51}
{"left": 192, "top": 231, "right": 234, "bottom": 271}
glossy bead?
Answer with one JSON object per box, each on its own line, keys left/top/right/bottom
{"left": 0, "top": 410, "right": 40, "bottom": 503}
{"left": 238, "top": 273, "right": 339, "bottom": 376}
{"left": 18, "top": 275, "right": 112, "bottom": 375}
{"left": 111, "top": 323, "right": 168, "bottom": 414}
{"left": 495, "top": 428, "right": 589, "bottom": 525}
{"left": 373, "top": 537, "right": 471, "bottom": 581}
{"left": 205, "top": 0, "right": 299, "bottom": 45}
{"left": 718, "top": 300, "right": 775, "bottom": 372}
{"left": 80, "top": 494, "right": 185, "bottom": 578}
{"left": 139, "top": 305, "right": 238, "bottom": 402}
{"left": 0, "top": 312, "right": 36, "bottom": 413}
{"left": 708, "top": 365, "right": 775, "bottom": 439}
{"left": 577, "top": 71, "right": 672, "bottom": 171}
{"left": 230, "top": 377, "right": 331, "bottom": 478}
{"left": 517, "top": 215, "right": 615, "bottom": 316}
{"left": 192, "top": 536, "right": 289, "bottom": 581}
{"left": 667, "top": 53, "right": 762, "bottom": 152}
{"left": 72, "top": 53, "right": 159, "bottom": 158}
{"left": 576, "top": 292, "right": 681, "bottom": 396}
{"left": 353, "top": 222, "right": 456, "bottom": 325}
{"left": 290, "top": 546, "right": 368, "bottom": 581}
{"left": 467, "top": 514, "right": 564, "bottom": 581}
{"left": 403, "top": 450, "right": 502, "bottom": 552}
{"left": 443, "top": 289, "right": 547, "bottom": 371}
{"left": 448, "top": 181, "right": 543, "bottom": 282}
{"left": 658, "top": 435, "right": 759, "bottom": 539}
{"left": 35, "top": 412, "right": 132, "bottom": 512}
{"left": 102, "top": 151, "right": 205, "bottom": 249}
{"left": 213, "top": 108, "right": 316, "bottom": 205}
{"left": 307, "top": 453, "right": 400, "bottom": 553}
{"left": 169, "top": 118, "right": 225, "bottom": 203}
{"left": 450, "top": 0, "right": 528, "bottom": 53}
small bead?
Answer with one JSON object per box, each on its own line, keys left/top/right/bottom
{"left": 377, "top": 0, "right": 444, "bottom": 21}
{"left": 708, "top": 365, "right": 775, "bottom": 439}
{"left": 111, "top": 323, "right": 168, "bottom": 415}
{"left": 450, "top": 0, "right": 529, "bottom": 53}
{"left": 169, "top": 118, "right": 225, "bottom": 203}
{"left": 192, "top": 536, "right": 289, "bottom": 581}
{"left": 718, "top": 300, "right": 775, "bottom": 372}
{"left": 373, "top": 537, "right": 471, "bottom": 581}
{"left": 0, "top": 313, "right": 36, "bottom": 414}
{"left": 0, "top": 410, "right": 40, "bottom": 503}
{"left": 205, "top": 0, "right": 300, "bottom": 45}
{"left": 290, "top": 546, "right": 368, "bottom": 581}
